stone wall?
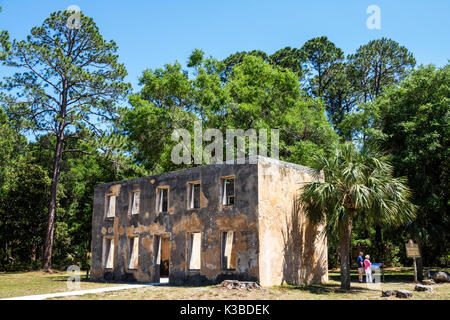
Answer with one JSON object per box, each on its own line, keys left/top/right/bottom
{"left": 257, "top": 159, "right": 328, "bottom": 286}
{"left": 91, "top": 157, "right": 328, "bottom": 286}
{"left": 91, "top": 163, "right": 260, "bottom": 284}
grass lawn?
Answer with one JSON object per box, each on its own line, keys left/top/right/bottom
{"left": 1, "top": 268, "right": 449, "bottom": 300}
{"left": 0, "top": 270, "right": 119, "bottom": 299}
{"left": 53, "top": 268, "right": 450, "bottom": 300}
{"left": 51, "top": 280, "right": 450, "bottom": 300}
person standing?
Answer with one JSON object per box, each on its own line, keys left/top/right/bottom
{"left": 364, "top": 254, "right": 373, "bottom": 283}
{"left": 357, "top": 252, "right": 364, "bottom": 283}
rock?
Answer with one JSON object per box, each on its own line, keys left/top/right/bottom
{"left": 396, "top": 289, "right": 413, "bottom": 298}
{"left": 426, "top": 270, "right": 450, "bottom": 282}
{"left": 432, "top": 271, "right": 450, "bottom": 283}
{"left": 219, "top": 280, "right": 262, "bottom": 290}
{"left": 381, "top": 290, "right": 395, "bottom": 297}
{"left": 425, "top": 270, "right": 434, "bottom": 279}
{"left": 415, "top": 284, "right": 433, "bottom": 292}
{"left": 421, "top": 279, "right": 435, "bottom": 285}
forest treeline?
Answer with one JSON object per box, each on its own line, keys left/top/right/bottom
{"left": 0, "top": 10, "right": 448, "bottom": 271}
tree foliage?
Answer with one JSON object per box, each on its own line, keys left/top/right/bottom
{"left": 122, "top": 52, "right": 338, "bottom": 173}
{"left": 1, "top": 10, "right": 130, "bottom": 269}
{"left": 300, "top": 143, "right": 416, "bottom": 289}
{"left": 347, "top": 38, "right": 416, "bottom": 103}
{"left": 340, "top": 38, "right": 416, "bottom": 142}
{"left": 369, "top": 65, "right": 450, "bottom": 266}
{"left": 269, "top": 46, "right": 305, "bottom": 78}
{"left": 0, "top": 7, "right": 446, "bottom": 276}
{"left": 0, "top": 6, "right": 10, "bottom": 60}
{"left": 0, "top": 162, "right": 50, "bottom": 270}
{"left": 301, "top": 36, "right": 344, "bottom": 98}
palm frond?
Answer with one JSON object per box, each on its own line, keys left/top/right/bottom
{"left": 299, "top": 142, "right": 416, "bottom": 235}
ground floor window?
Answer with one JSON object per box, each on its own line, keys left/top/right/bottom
{"left": 221, "top": 231, "right": 236, "bottom": 270}
{"left": 187, "top": 232, "right": 201, "bottom": 270}
{"left": 103, "top": 238, "right": 114, "bottom": 269}
{"left": 128, "top": 236, "right": 139, "bottom": 269}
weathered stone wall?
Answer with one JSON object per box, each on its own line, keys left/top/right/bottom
{"left": 257, "top": 159, "right": 328, "bottom": 286}
{"left": 91, "top": 157, "right": 328, "bottom": 286}
{"left": 91, "top": 163, "right": 260, "bottom": 285}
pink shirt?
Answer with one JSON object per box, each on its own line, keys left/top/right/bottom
{"left": 364, "top": 259, "right": 372, "bottom": 270}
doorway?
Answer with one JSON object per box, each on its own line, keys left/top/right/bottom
{"left": 154, "top": 235, "right": 170, "bottom": 283}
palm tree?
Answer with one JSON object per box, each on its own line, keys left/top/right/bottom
{"left": 300, "top": 143, "right": 416, "bottom": 290}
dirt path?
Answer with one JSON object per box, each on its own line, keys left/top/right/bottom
{"left": 1, "top": 283, "right": 158, "bottom": 300}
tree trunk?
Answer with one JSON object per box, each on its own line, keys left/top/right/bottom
{"left": 415, "top": 237, "right": 424, "bottom": 281}
{"left": 375, "top": 225, "right": 383, "bottom": 262}
{"left": 42, "top": 131, "right": 64, "bottom": 271}
{"left": 339, "top": 214, "right": 353, "bottom": 290}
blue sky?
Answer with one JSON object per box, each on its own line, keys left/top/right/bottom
{"left": 0, "top": 0, "right": 449, "bottom": 91}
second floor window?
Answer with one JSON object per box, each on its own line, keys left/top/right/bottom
{"left": 189, "top": 182, "right": 201, "bottom": 209}
{"left": 222, "top": 178, "right": 235, "bottom": 206}
{"left": 106, "top": 195, "right": 116, "bottom": 218}
{"left": 158, "top": 187, "right": 169, "bottom": 213}
{"left": 131, "top": 191, "right": 140, "bottom": 215}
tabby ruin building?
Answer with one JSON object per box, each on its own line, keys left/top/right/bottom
{"left": 90, "top": 156, "right": 328, "bottom": 286}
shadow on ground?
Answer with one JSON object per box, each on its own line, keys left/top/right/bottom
{"left": 278, "top": 282, "right": 370, "bottom": 295}
{"left": 329, "top": 271, "right": 414, "bottom": 283}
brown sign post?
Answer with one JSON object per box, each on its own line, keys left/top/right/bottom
{"left": 406, "top": 240, "right": 421, "bottom": 282}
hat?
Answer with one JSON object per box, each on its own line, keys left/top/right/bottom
{"left": 365, "top": 255, "right": 370, "bottom": 259}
